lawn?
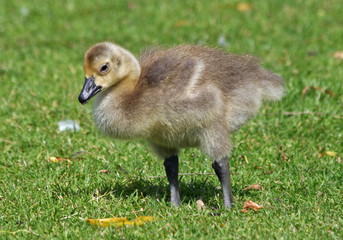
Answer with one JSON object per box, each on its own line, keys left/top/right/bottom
{"left": 1, "top": 0, "right": 342, "bottom": 239}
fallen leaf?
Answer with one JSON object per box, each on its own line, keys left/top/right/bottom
{"left": 49, "top": 156, "right": 71, "bottom": 163}
{"left": 86, "top": 217, "right": 127, "bottom": 228}
{"left": 196, "top": 199, "right": 206, "bottom": 211}
{"left": 86, "top": 216, "right": 154, "bottom": 228}
{"left": 318, "top": 151, "right": 337, "bottom": 158}
{"left": 98, "top": 169, "right": 110, "bottom": 173}
{"left": 243, "top": 184, "right": 262, "bottom": 191}
{"left": 241, "top": 209, "right": 249, "bottom": 213}
{"left": 333, "top": 51, "right": 343, "bottom": 59}
{"left": 134, "top": 216, "right": 154, "bottom": 226}
{"left": 237, "top": 3, "right": 252, "bottom": 11}
{"left": 324, "top": 151, "right": 337, "bottom": 157}
{"left": 243, "top": 200, "right": 263, "bottom": 211}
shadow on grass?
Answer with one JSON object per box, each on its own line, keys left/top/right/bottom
{"left": 108, "top": 177, "right": 222, "bottom": 205}
{"left": 51, "top": 176, "right": 226, "bottom": 206}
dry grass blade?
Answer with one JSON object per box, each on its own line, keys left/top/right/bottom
{"left": 302, "top": 86, "right": 335, "bottom": 97}
{"left": 283, "top": 112, "right": 343, "bottom": 119}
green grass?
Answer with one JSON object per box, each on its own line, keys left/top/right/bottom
{"left": 1, "top": 0, "right": 343, "bottom": 239}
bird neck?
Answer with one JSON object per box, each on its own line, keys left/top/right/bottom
{"left": 112, "top": 62, "right": 141, "bottom": 97}
{"left": 117, "top": 48, "right": 141, "bottom": 95}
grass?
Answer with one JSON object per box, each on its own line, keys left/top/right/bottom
{"left": 1, "top": 0, "right": 342, "bottom": 239}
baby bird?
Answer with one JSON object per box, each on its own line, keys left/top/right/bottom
{"left": 78, "top": 42, "right": 284, "bottom": 208}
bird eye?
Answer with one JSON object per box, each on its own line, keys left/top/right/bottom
{"left": 99, "top": 64, "right": 109, "bottom": 74}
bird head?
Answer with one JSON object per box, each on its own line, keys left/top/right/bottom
{"left": 78, "top": 42, "right": 140, "bottom": 104}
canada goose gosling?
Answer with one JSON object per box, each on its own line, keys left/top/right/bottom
{"left": 79, "top": 42, "right": 285, "bottom": 208}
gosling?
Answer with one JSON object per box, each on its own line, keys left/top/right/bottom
{"left": 78, "top": 42, "right": 284, "bottom": 208}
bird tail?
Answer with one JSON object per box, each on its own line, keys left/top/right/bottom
{"left": 259, "top": 68, "right": 285, "bottom": 101}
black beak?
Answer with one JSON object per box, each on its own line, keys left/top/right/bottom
{"left": 78, "top": 76, "right": 102, "bottom": 105}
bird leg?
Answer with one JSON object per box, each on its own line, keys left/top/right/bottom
{"left": 212, "top": 156, "right": 234, "bottom": 208}
{"left": 164, "top": 155, "right": 181, "bottom": 207}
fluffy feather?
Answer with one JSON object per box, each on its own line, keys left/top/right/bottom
{"left": 82, "top": 43, "right": 284, "bottom": 160}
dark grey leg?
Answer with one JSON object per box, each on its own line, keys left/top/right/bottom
{"left": 212, "top": 156, "right": 234, "bottom": 208}
{"left": 164, "top": 155, "right": 181, "bottom": 207}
